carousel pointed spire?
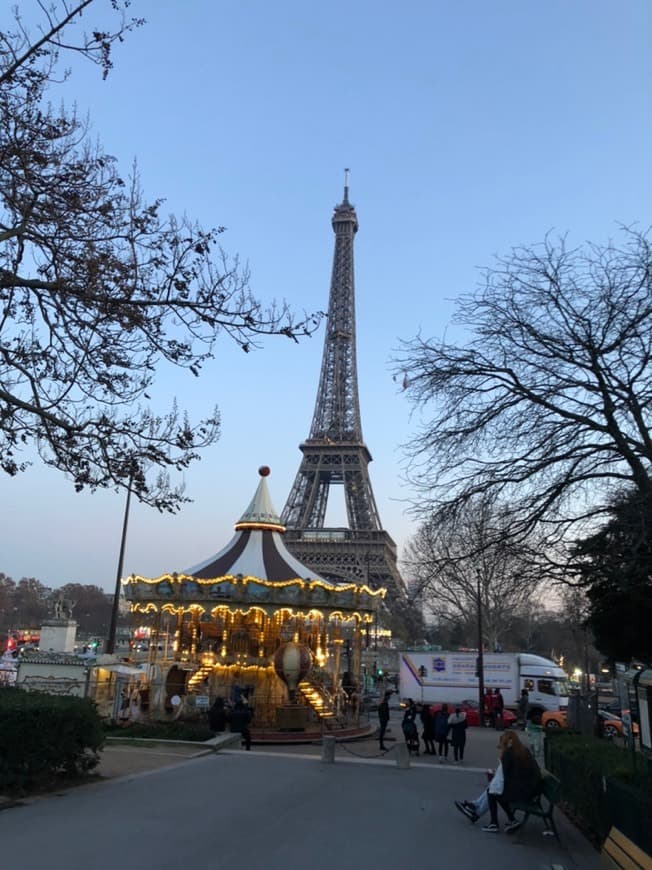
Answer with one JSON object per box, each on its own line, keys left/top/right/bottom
{"left": 235, "top": 466, "right": 285, "bottom": 531}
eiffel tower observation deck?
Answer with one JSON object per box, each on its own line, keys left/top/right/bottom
{"left": 282, "top": 175, "right": 416, "bottom": 637}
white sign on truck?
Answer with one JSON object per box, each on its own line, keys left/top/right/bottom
{"left": 399, "top": 651, "right": 569, "bottom": 718}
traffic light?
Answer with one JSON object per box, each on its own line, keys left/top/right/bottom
{"left": 475, "top": 657, "right": 481, "bottom": 677}
{"left": 377, "top": 667, "right": 384, "bottom": 676}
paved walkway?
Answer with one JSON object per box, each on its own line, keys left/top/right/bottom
{"left": 2, "top": 720, "right": 600, "bottom": 869}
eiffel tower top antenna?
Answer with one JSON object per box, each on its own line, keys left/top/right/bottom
{"left": 343, "top": 167, "right": 350, "bottom": 202}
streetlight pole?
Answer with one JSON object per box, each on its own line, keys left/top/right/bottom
{"left": 476, "top": 572, "right": 486, "bottom": 724}
{"left": 106, "top": 481, "right": 132, "bottom": 655}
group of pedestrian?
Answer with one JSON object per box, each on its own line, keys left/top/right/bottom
{"left": 379, "top": 688, "right": 531, "bottom": 763}
{"left": 454, "top": 728, "right": 542, "bottom": 833}
{"left": 380, "top": 697, "right": 468, "bottom": 762}
{"left": 207, "top": 695, "right": 253, "bottom": 750}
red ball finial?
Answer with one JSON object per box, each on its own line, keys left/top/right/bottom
{"left": 258, "top": 465, "right": 271, "bottom": 477}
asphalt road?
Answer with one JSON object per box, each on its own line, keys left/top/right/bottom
{"left": 1, "top": 725, "right": 599, "bottom": 870}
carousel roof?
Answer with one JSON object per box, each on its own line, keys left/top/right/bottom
{"left": 184, "top": 466, "right": 338, "bottom": 586}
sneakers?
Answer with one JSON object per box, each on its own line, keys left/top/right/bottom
{"left": 482, "top": 823, "right": 500, "bottom": 833}
{"left": 504, "top": 819, "right": 522, "bottom": 834}
{"left": 454, "top": 800, "right": 478, "bottom": 823}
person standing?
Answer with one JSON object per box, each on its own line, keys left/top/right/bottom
{"left": 401, "top": 707, "right": 420, "bottom": 755}
{"left": 447, "top": 706, "right": 468, "bottom": 763}
{"left": 420, "top": 703, "right": 436, "bottom": 755}
{"left": 207, "top": 696, "right": 227, "bottom": 733}
{"left": 349, "top": 685, "right": 360, "bottom": 718}
{"left": 378, "top": 691, "right": 391, "bottom": 751}
{"left": 230, "top": 698, "right": 252, "bottom": 750}
{"left": 434, "top": 703, "right": 450, "bottom": 763}
{"left": 493, "top": 688, "right": 505, "bottom": 730}
{"left": 405, "top": 697, "right": 417, "bottom": 721}
{"left": 517, "top": 689, "right": 529, "bottom": 729}
{"left": 483, "top": 688, "right": 494, "bottom": 727}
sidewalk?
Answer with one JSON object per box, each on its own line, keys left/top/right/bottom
{"left": 0, "top": 729, "right": 600, "bottom": 870}
{"left": 96, "top": 732, "right": 239, "bottom": 778}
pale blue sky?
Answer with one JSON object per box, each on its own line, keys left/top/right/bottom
{"left": 2, "top": 0, "right": 651, "bottom": 591}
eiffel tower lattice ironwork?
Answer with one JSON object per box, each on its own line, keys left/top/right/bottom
{"left": 282, "top": 177, "right": 409, "bottom": 623}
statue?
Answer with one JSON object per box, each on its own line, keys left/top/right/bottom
{"left": 51, "top": 595, "right": 76, "bottom": 620}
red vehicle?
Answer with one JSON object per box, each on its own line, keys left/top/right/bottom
{"left": 1, "top": 630, "right": 40, "bottom": 656}
{"left": 428, "top": 699, "right": 517, "bottom": 728}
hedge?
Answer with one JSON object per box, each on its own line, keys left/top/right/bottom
{"left": 0, "top": 688, "right": 105, "bottom": 792}
{"left": 545, "top": 731, "right": 652, "bottom": 854}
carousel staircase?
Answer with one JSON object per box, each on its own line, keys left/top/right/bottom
{"left": 298, "top": 680, "right": 338, "bottom": 723}
{"left": 188, "top": 664, "right": 214, "bottom": 692}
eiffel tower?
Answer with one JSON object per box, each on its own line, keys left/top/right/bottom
{"left": 282, "top": 174, "right": 413, "bottom": 633}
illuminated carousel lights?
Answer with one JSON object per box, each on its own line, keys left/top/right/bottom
{"left": 131, "top": 601, "right": 377, "bottom": 621}
{"left": 122, "top": 572, "right": 385, "bottom": 597}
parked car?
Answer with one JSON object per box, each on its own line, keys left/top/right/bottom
{"left": 541, "top": 708, "right": 639, "bottom": 738}
{"left": 542, "top": 710, "right": 567, "bottom": 730}
{"left": 598, "top": 710, "right": 639, "bottom": 739}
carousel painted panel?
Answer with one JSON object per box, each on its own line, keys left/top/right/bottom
{"left": 241, "top": 580, "right": 271, "bottom": 603}
{"left": 180, "top": 580, "right": 205, "bottom": 600}
{"left": 207, "top": 580, "right": 236, "bottom": 601}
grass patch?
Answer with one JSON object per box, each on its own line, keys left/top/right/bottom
{"left": 102, "top": 721, "right": 214, "bottom": 742}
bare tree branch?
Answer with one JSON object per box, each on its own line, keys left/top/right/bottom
{"left": 0, "top": 2, "right": 322, "bottom": 509}
{"left": 396, "top": 229, "right": 652, "bottom": 553}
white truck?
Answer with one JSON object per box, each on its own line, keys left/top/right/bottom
{"left": 399, "top": 651, "right": 569, "bottom": 719}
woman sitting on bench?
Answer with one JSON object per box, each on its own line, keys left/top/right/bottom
{"left": 482, "top": 730, "right": 542, "bottom": 834}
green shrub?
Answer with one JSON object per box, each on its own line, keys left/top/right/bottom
{"left": 545, "top": 731, "right": 652, "bottom": 853}
{"left": 0, "top": 688, "right": 105, "bottom": 793}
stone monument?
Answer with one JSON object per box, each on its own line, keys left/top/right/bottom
{"left": 39, "top": 594, "right": 78, "bottom": 653}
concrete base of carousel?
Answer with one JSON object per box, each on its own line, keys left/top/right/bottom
{"left": 250, "top": 721, "right": 375, "bottom": 745}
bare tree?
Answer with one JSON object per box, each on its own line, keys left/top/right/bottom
{"left": 403, "top": 496, "right": 543, "bottom": 651}
{"left": 396, "top": 229, "right": 652, "bottom": 552}
{"left": 0, "top": 2, "right": 320, "bottom": 511}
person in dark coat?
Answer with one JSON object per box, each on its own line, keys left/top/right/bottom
{"left": 483, "top": 688, "right": 494, "bottom": 727}
{"left": 404, "top": 697, "right": 417, "bottom": 721}
{"left": 401, "top": 708, "right": 420, "bottom": 754}
{"left": 493, "top": 689, "right": 505, "bottom": 730}
{"left": 434, "top": 703, "right": 450, "bottom": 763}
{"left": 230, "top": 699, "right": 252, "bottom": 750}
{"left": 482, "top": 730, "right": 542, "bottom": 833}
{"left": 420, "top": 704, "right": 436, "bottom": 755}
{"left": 517, "top": 689, "right": 529, "bottom": 729}
{"left": 377, "top": 691, "right": 391, "bottom": 751}
{"left": 447, "top": 706, "right": 468, "bottom": 762}
{"left": 207, "top": 697, "right": 227, "bottom": 733}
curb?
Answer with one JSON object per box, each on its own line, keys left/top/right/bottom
{"left": 0, "top": 795, "right": 24, "bottom": 812}
{"left": 105, "top": 733, "right": 240, "bottom": 751}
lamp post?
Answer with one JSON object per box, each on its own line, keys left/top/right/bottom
{"left": 106, "top": 480, "right": 132, "bottom": 655}
{"left": 476, "top": 572, "right": 486, "bottom": 725}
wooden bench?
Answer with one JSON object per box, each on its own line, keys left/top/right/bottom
{"left": 601, "top": 827, "right": 652, "bottom": 869}
{"left": 510, "top": 771, "right": 561, "bottom": 841}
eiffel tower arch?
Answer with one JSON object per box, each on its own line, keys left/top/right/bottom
{"left": 282, "top": 177, "right": 417, "bottom": 637}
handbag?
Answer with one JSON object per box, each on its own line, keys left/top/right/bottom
{"left": 488, "top": 761, "right": 504, "bottom": 795}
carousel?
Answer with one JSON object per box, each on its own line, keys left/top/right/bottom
{"left": 121, "top": 467, "right": 386, "bottom": 739}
